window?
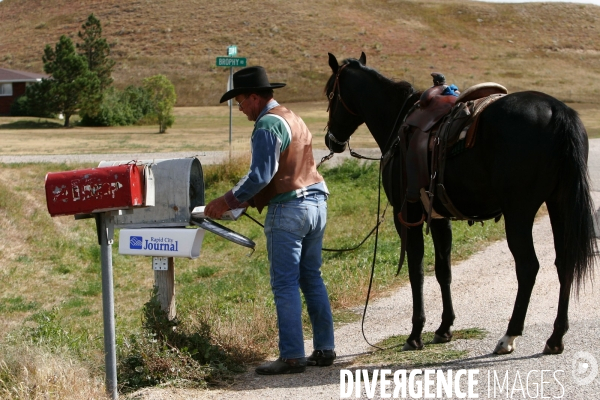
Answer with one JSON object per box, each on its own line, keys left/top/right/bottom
{"left": 0, "top": 83, "right": 13, "bottom": 96}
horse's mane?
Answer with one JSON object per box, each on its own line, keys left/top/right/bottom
{"left": 324, "top": 57, "right": 414, "bottom": 96}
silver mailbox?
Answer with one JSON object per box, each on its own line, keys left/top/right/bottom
{"left": 98, "top": 158, "right": 204, "bottom": 228}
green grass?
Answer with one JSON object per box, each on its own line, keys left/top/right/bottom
{"left": 0, "top": 158, "right": 508, "bottom": 395}
{"left": 353, "top": 328, "right": 487, "bottom": 368}
{"left": 0, "top": 120, "right": 63, "bottom": 130}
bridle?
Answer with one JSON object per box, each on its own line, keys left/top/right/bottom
{"left": 326, "top": 63, "right": 360, "bottom": 117}
{"left": 322, "top": 62, "right": 382, "bottom": 166}
{"left": 322, "top": 62, "right": 416, "bottom": 166}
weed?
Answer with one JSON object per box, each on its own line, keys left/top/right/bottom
{"left": 117, "top": 290, "right": 240, "bottom": 392}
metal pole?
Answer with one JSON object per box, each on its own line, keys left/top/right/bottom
{"left": 229, "top": 66, "right": 233, "bottom": 160}
{"left": 98, "top": 212, "right": 118, "bottom": 399}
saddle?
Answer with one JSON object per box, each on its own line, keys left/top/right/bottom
{"left": 394, "top": 72, "right": 507, "bottom": 223}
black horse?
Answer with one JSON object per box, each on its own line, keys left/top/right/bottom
{"left": 324, "top": 52, "right": 597, "bottom": 355}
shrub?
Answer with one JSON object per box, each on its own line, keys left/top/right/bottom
{"left": 9, "top": 95, "right": 56, "bottom": 118}
{"left": 143, "top": 74, "right": 177, "bottom": 133}
{"left": 79, "top": 85, "right": 153, "bottom": 126}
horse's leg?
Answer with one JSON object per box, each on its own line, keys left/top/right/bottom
{"left": 394, "top": 202, "right": 426, "bottom": 350}
{"left": 429, "top": 218, "right": 455, "bottom": 343}
{"left": 543, "top": 200, "right": 569, "bottom": 354}
{"left": 494, "top": 209, "right": 539, "bottom": 355}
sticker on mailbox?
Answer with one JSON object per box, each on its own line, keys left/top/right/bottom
{"left": 119, "top": 228, "right": 204, "bottom": 259}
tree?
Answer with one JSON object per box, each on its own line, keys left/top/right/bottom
{"left": 143, "top": 75, "right": 177, "bottom": 133}
{"left": 77, "top": 14, "right": 115, "bottom": 91}
{"left": 29, "top": 35, "right": 100, "bottom": 127}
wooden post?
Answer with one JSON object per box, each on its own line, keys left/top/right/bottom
{"left": 153, "top": 256, "right": 176, "bottom": 320}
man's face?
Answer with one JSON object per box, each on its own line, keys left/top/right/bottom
{"left": 235, "top": 94, "right": 257, "bottom": 121}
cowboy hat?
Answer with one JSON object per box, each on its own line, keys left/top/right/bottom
{"left": 219, "top": 66, "right": 286, "bottom": 103}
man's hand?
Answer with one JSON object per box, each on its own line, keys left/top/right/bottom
{"left": 204, "top": 196, "right": 230, "bottom": 219}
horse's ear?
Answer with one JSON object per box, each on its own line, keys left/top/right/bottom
{"left": 328, "top": 53, "right": 339, "bottom": 74}
{"left": 359, "top": 52, "right": 366, "bottom": 66}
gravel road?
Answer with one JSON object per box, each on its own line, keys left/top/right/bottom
{"left": 4, "top": 142, "right": 599, "bottom": 399}
{"left": 0, "top": 149, "right": 382, "bottom": 167}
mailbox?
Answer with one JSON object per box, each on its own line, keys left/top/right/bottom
{"left": 45, "top": 163, "right": 147, "bottom": 217}
{"left": 99, "top": 158, "right": 204, "bottom": 228}
{"left": 99, "top": 157, "right": 255, "bottom": 250}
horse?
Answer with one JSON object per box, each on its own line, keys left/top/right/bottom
{"left": 324, "top": 52, "right": 597, "bottom": 355}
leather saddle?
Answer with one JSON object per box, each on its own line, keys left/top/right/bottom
{"left": 399, "top": 72, "right": 507, "bottom": 217}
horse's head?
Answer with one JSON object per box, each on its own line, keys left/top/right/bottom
{"left": 324, "top": 52, "right": 367, "bottom": 153}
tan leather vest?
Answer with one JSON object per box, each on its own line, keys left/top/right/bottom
{"left": 253, "top": 105, "right": 323, "bottom": 212}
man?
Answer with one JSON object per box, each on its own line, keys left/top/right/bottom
{"left": 204, "top": 66, "right": 335, "bottom": 375}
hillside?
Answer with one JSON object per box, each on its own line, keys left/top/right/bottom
{"left": 1, "top": 0, "right": 600, "bottom": 106}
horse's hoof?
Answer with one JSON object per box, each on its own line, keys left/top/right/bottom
{"left": 402, "top": 340, "right": 424, "bottom": 351}
{"left": 543, "top": 343, "right": 564, "bottom": 355}
{"left": 494, "top": 335, "right": 517, "bottom": 355}
{"left": 432, "top": 333, "right": 452, "bottom": 344}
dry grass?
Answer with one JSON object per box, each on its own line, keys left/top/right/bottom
{"left": 1, "top": 100, "right": 598, "bottom": 157}
{"left": 0, "top": 101, "right": 378, "bottom": 155}
{"left": 1, "top": 0, "right": 599, "bottom": 106}
{"left": 0, "top": 344, "right": 107, "bottom": 400}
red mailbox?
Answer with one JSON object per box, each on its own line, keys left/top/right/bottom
{"left": 45, "top": 164, "right": 145, "bottom": 217}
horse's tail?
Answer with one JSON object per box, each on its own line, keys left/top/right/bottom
{"left": 554, "top": 105, "right": 598, "bottom": 294}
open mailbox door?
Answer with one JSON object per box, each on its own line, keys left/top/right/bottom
{"left": 190, "top": 216, "right": 255, "bottom": 249}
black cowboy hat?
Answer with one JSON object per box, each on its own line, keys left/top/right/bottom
{"left": 219, "top": 66, "right": 286, "bottom": 103}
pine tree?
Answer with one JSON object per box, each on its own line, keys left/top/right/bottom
{"left": 77, "top": 14, "right": 115, "bottom": 91}
{"left": 39, "top": 35, "right": 101, "bottom": 127}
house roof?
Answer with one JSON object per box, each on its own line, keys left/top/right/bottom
{"left": 0, "top": 67, "right": 48, "bottom": 83}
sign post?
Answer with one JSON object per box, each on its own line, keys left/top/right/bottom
{"left": 216, "top": 46, "right": 247, "bottom": 159}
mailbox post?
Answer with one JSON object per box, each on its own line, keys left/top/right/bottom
{"left": 97, "top": 212, "right": 118, "bottom": 399}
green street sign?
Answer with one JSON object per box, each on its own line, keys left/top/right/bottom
{"left": 216, "top": 57, "right": 247, "bottom": 67}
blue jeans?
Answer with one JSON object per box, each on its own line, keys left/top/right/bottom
{"left": 264, "top": 193, "right": 335, "bottom": 359}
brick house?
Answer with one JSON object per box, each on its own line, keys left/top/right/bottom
{"left": 0, "top": 68, "right": 48, "bottom": 115}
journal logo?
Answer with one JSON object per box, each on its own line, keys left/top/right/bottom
{"left": 130, "top": 236, "right": 143, "bottom": 250}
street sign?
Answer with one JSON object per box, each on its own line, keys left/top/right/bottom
{"left": 227, "top": 45, "right": 237, "bottom": 56}
{"left": 216, "top": 57, "right": 247, "bottom": 67}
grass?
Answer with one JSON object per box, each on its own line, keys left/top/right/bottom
{"left": 0, "top": 101, "right": 598, "bottom": 158}
{"left": 352, "top": 328, "right": 487, "bottom": 368}
{"left": 0, "top": 102, "right": 378, "bottom": 155}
